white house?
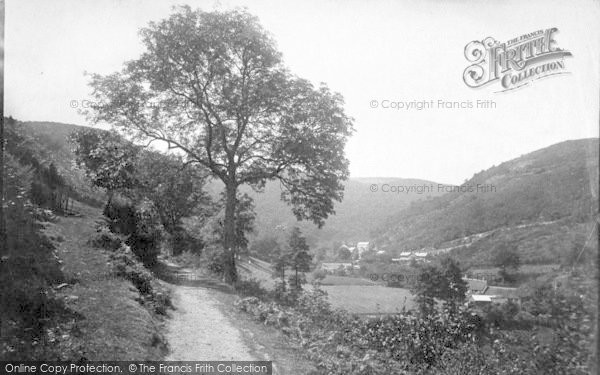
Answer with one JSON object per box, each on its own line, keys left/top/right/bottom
{"left": 356, "top": 242, "right": 370, "bottom": 259}
{"left": 321, "top": 262, "right": 353, "bottom": 273}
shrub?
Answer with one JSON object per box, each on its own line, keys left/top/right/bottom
{"left": 103, "top": 197, "right": 137, "bottom": 235}
{"left": 201, "top": 245, "right": 227, "bottom": 276}
{"left": 127, "top": 200, "right": 163, "bottom": 267}
{"left": 109, "top": 243, "right": 172, "bottom": 314}
{"left": 104, "top": 197, "right": 163, "bottom": 266}
{"left": 89, "top": 225, "right": 122, "bottom": 251}
{"left": 234, "top": 278, "right": 268, "bottom": 298}
{"left": 311, "top": 269, "right": 327, "bottom": 284}
{"left": 170, "top": 227, "right": 204, "bottom": 256}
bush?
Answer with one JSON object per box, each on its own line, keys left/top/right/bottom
{"left": 104, "top": 198, "right": 163, "bottom": 267}
{"left": 89, "top": 225, "right": 123, "bottom": 251}
{"left": 109, "top": 243, "right": 172, "bottom": 315}
{"left": 89, "top": 221, "right": 172, "bottom": 316}
{"left": 234, "top": 278, "right": 268, "bottom": 298}
{"left": 170, "top": 227, "right": 204, "bottom": 256}
{"left": 103, "top": 197, "right": 137, "bottom": 235}
{"left": 310, "top": 269, "right": 326, "bottom": 284}
{"left": 201, "top": 245, "right": 227, "bottom": 276}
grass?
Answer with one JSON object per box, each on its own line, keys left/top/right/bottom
{"left": 320, "top": 285, "right": 415, "bottom": 315}
{"left": 41, "top": 200, "right": 168, "bottom": 360}
{"left": 239, "top": 260, "right": 414, "bottom": 315}
{"left": 318, "top": 275, "right": 377, "bottom": 286}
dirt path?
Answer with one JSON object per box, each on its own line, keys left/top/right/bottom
{"left": 157, "top": 263, "right": 315, "bottom": 374}
{"left": 165, "top": 285, "right": 257, "bottom": 361}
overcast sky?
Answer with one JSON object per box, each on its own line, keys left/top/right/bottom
{"left": 5, "top": 0, "right": 599, "bottom": 184}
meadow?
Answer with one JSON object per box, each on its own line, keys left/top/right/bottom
{"left": 320, "top": 285, "right": 415, "bottom": 315}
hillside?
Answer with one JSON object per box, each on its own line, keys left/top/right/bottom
{"left": 207, "top": 177, "right": 444, "bottom": 247}
{"left": 5, "top": 119, "right": 106, "bottom": 206}
{"left": 373, "top": 138, "right": 599, "bottom": 266}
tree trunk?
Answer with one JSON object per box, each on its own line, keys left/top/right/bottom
{"left": 222, "top": 181, "right": 238, "bottom": 284}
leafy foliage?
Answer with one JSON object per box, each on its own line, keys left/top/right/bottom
{"left": 103, "top": 197, "right": 162, "bottom": 266}
{"left": 287, "top": 227, "right": 312, "bottom": 290}
{"left": 411, "top": 257, "right": 467, "bottom": 315}
{"left": 70, "top": 128, "right": 139, "bottom": 196}
{"left": 492, "top": 242, "right": 521, "bottom": 282}
{"left": 130, "top": 150, "right": 211, "bottom": 235}
{"left": 90, "top": 224, "right": 172, "bottom": 315}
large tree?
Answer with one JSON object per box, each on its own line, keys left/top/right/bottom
{"left": 85, "top": 7, "right": 354, "bottom": 283}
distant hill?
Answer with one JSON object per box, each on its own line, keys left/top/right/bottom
{"left": 372, "top": 138, "right": 599, "bottom": 266}
{"left": 207, "top": 177, "right": 445, "bottom": 248}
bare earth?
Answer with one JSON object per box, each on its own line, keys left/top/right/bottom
{"left": 166, "top": 286, "right": 257, "bottom": 361}
{"left": 160, "top": 262, "right": 315, "bottom": 374}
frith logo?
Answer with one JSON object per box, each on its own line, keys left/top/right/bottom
{"left": 463, "top": 28, "right": 572, "bottom": 92}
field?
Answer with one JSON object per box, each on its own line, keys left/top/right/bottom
{"left": 320, "top": 285, "right": 415, "bottom": 315}
{"left": 239, "top": 262, "right": 415, "bottom": 315}
{"left": 319, "top": 275, "right": 378, "bottom": 286}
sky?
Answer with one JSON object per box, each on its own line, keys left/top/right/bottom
{"left": 4, "top": 0, "right": 600, "bottom": 184}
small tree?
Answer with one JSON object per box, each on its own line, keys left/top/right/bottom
{"left": 412, "top": 264, "right": 445, "bottom": 316}
{"left": 439, "top": 257, "right": 467, "bottom": 312}
{"left": 337, "top": 246, "right": 352, "bottom": 261}
{"left": 412, "top": 257, "right": 467, "bottom": 315}
{"left": 288, "top": 227, "right": 312, "bottom": 290}
{"left": 492, "top": 243, "right": 520, "bottom": 282}
{"left": 272, "top": 247, "right": 290, "bottom": 292}
{"left": 70, "top": 129, "right": 138, "bottom": 205}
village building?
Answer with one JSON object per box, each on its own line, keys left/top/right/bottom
{"left": 320, "top": 262, "right": 353, "bottom": 273}
{"left": 391, "top": 251, "right": 429, "bottom": 263}
{"left": 464, "top": 277, "right": 521, "bottom": 307}
{"left": 356, "top": 242, "right": 370, "bottom": 259}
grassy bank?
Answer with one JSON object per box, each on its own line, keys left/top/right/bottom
{"left": 30, "top": 201, "right": 168, "bottom": 360}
